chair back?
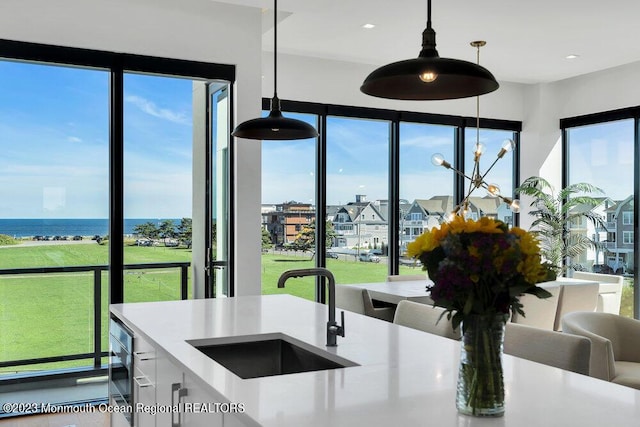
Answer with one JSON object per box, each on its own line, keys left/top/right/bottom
{"left": 572, "top": 271, "right": 623, "bottom": 315}
{"left": 335, "top": 285, "right": 365, "bottom": 315}
{"left": 504, "top": 323, "right": 591, "bottom": 375}
{"left": 362, "top": 289, "right": 395, "bottom": 322}
{"left": 554, "top": 282, "right": 600, "bottom": 331}
{"left": 561, "top": 311, "right": 617, "bottom": 380}
{"left": 511, "top": 284, "right": 560, "bottom": 330}
{"left": 393, "top": 300, "right": 460, "bottom": 340}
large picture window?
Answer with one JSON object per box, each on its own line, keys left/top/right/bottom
{"left": 563, "top": 113, "right": 637, "bottom": 319}
{"left": 260, "top": 100, "right": 521, "bottom": 299}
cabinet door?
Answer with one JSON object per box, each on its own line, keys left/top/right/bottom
{"left": 223, "top": 414, "right": 250, "bottom": 427}
{"left": 181, "top": 373, "right": 223, "bottom": 427}
{"left": 155, "top": 353, "right": 184, "bottom": 427}
{"left": 133, "top": 335, "right": 156, "bottom": 427}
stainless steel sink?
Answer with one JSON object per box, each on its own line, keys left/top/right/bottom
{"left": 188, "top": 334, "right": 358, "bottom": 379}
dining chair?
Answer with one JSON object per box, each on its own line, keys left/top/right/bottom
{"left": 504, "top": 323, "right": 591, "bottom": 375}
{"left": 510, "top": 283, "right": 560, "bottom": 330}
{"left": 362, "top": 289, "right": 395, "bottom": 322}
{"left": 335, "top": 285, "right": 395, "bottom": 321}
{"left": 393, "top": 300, "right": 460, "bottom": 340}
{"left": 335, "top": 285, "right": 366, "bottom": 315}
{"left": 553, "top": 282, "right": 600, "bottom": 331}
{"left": 562, "top": 311, "right": 640, "bottom": 389}
{"left": 387, "top": 274, "right": 425, "bottom": 282}
{"left": 572, "top": 271, "right": 624, "bottom": 315}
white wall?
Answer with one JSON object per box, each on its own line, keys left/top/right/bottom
{"left": 0, "top": 0, "right": 264, "bottom": 295}
{"left": 268, "top": 52, "right": 640, "bottom": 232}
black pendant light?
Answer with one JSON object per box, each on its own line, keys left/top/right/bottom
{"left": 361, "top": 0, "right": 499, "bottom": 100}
{"left": 232, "top": 0, "right": 318, "bottom": 140}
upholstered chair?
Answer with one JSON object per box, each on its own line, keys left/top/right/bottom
{"left": 572, "top": 271, "right": 624, "bottom": 315}
{"left": 504, "top": 323, "right": 591, "bottom": 375}
{"left": 335, "top": 285, "right": 395, "bottom": 322}
{"left": 511, "top": 283, "right": 561, "bottom": 330}
{"left": 562, "top": 311, "right": 640, "bottom": 389}
{"left": 393, "top": 300, "right": 460, "bottom": 340}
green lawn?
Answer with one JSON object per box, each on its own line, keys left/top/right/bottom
{"left": 620, "top": 279, "right": 634, "bottom": 318}
{"left": 260, "top": 252, "right": 424, "bottom": 300}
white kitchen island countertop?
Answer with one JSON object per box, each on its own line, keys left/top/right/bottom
{"left": 110, "top": 294, "right": 640, "bottom": 427}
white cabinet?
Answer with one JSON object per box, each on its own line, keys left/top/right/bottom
{"left": 133, "top": 334, "right": 156, "bottom": 427}
{"left": 155, "top": 352, "right": 184, "bottom": 427}
{"left": 181, "top": 373, "right": 223, "bottom": 427}
{"left": 223, "top": 414, "right": 250, "bottom": 427}
{"left": 153, "top": 349, "right": 223, "bottom": 427}
{"left": 120, "top": 325, "right": 242, "bottom": 427}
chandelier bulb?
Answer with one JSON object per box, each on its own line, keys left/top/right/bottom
{"left": 497, "top": 139, "right": 515, "bottom": 159}
{"left": 487, "top": 183, "right": 501, "bottom": 197}
{"left": 502, "top": 139, "right": 515, "bottom": 152}
{"left": 431, "top": 153, "right": 451, "bottom": 168}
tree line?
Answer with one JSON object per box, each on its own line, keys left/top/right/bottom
{"left": 132, "top": 218, "right": 193, "bottom": 248}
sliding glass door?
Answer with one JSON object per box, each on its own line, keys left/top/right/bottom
{"left": 0, "top": 40, "right": 235, "bottom": 415}
{"left": 123, "top": 72, "right": 195, "bottom": 303}
{"left": 0, "top": 60, "right": 110, "bottom": 406}
{"left": 208, "top": 83, "right": 231, "bottom": 298}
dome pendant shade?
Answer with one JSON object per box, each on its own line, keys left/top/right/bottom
{"left": 361, "top": 56, "right": 499, "bottom": 100}
{"left": 231, "top": 0, "right": 318, "bottom": 141}
{"left": 232, "top": 99, "right": 318, "bottom": 140}
{"left": 360, "top": 0, "right": 499, "bottom": 101}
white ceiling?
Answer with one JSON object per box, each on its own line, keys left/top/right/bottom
{"left": 215, "top": 0, "right": 640, "bottom": 84}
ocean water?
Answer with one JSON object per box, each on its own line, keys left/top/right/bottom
{"left": 0, "top": 219, "right": 183, "bottom": 238}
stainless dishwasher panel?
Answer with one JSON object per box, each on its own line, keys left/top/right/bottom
{"left": 109, "top": 316, "right": 133, "bottom": 425}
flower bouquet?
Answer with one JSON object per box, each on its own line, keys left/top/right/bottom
{"left": 406, "top": 216, "right": 556, "bottom": 416}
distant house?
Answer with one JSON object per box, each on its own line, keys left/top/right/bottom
{"left": 329, "top": 195, "right": 388, "bottom": 252}
{"left": 600, "top": 196, "right": 634, "bottom": 273}
{"left": 262, "top": 202, "right": 315, "bottom": 245}
{"left": 402, "top": 196, "right": 452, "bottom": 250}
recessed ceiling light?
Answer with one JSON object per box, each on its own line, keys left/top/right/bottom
{"left": 565, "top": 54, "right": 580, "bottom": 60}
{"left": 362, "top": 23, "right": 375, "bottom": 29}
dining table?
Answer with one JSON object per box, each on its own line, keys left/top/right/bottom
{"left": 346, "top": 277, "right": 604, "bottom": 331}
{"left": 345, "top": 279, "right": 433, "bottom": 305}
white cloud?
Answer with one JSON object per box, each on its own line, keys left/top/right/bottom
{"left": 125, "top": 95, "right": 190, "bottom": 125}
{"left": 67, "top": 136, "right": 82, "bottom": 143}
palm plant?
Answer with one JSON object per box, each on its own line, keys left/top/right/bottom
{"left": 515, "top": 176, "right": 608, "bottom": 275}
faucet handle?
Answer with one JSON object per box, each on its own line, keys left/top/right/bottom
{"left": 338, "top": 310, "right": 345, "bottom": 337}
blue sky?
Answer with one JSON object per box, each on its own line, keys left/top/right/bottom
{"left": 262, "top": 114, "right": 516, "bottom": 206}
{"left": 1, "top": 59, "right": 631, "bottom": 219}
{"left": 0, "top": 61, "right": 193, "bottom": 218}
{"left": 568, "top": 119, "right": 634, "bottom": 201}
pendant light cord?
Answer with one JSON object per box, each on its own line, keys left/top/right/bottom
{"left": 427, "top": 0, "right": 431, "bottom": 28}
{"left": 476, "top": 44, "right": 480, "bottom": 147}
{"left": 273, "top": 0, "right": 278, "bottom": 98}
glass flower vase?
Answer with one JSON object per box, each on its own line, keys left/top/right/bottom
{"left": 456, "top": 314, "right": 507, "bottom": 417}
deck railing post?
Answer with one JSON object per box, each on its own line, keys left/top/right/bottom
{"left": 181, "top": 265, "right": 188, "bottom": 300}
{"left": 94, "top": 267, "right": 102, "bottom": 368}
